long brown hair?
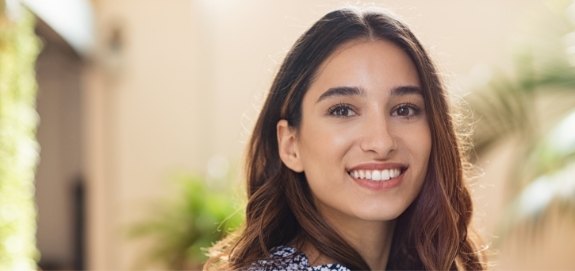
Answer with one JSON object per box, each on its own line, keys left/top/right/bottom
{"left": 206, "top": 7, "right": 485, "bottom": 270}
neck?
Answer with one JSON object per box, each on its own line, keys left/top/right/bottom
{"left": 337, "top": 219, "right": 395, "bottom": 270}
{"left": 300, "top": 212, "right": 396, "bottom": 270}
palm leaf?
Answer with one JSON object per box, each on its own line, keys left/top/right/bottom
{"left": 468, "top": 52, "right": 575, "bottom": 239}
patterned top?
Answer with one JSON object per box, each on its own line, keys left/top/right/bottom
{"left": 248, "top": 245, "right": 350, "bottom": 271}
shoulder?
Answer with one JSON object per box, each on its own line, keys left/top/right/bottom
{"left": 247, "top": 246, "right": 306, "bottom": 271}
{"left": 247, "top": 246, "right": 350, "bottom": 271}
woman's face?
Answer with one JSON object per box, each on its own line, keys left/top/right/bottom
{"left": 278, "top": 39, "right": 431, "bottom": 224}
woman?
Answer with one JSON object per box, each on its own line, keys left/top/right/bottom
{"left": 206, "top": 7, "right": 485, "bottom": 271}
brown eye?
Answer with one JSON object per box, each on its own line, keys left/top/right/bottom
{"left": 328, "top": 103, "right": 357, "bottom": 118}
{"left": 396, "top": 106, "right": 411, "bottom": 116}
{"left": 392, "top": 104, "right": 420, "bottom": 118}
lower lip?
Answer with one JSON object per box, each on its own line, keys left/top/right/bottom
{"left": 350, "top": 172, "right": 403, "bottom": 191}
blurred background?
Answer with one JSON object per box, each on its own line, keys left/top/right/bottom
{"left": 1, "top": 0, "right": 575, "bottom": 270}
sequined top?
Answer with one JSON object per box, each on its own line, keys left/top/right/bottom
{"left": 247, "top": 245, "right": 350, "bottom": 271}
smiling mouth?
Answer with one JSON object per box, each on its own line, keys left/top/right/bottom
{"left": 347, "top": 168, "right": 405, "bottom": 182}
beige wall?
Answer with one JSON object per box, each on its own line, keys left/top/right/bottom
{"left": 83, "top": 0, "right": 574, "bottom": 270}
{"left": 35, "top": 28, "right": 84, "bottom": 269}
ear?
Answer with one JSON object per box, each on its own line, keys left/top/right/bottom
{"left": 277, "top": 119, "right": 304, "bottom": 173}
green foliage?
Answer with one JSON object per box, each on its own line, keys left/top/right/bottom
{"left": 468, "top": 0, "right": 575, "bottom": 236}
{"left": 0, "top": 2, "right": 41, "bottom": 270}
{"left": 129, "top": 174, "right": 244, "bottom": 270}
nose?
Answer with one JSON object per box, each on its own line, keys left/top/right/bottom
{"left": 359, "top": 116, "right": 397, "bottom": 158}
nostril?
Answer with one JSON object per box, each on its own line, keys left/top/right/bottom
{"left": 359, "top": 138, "right": 397, "bottom": 158}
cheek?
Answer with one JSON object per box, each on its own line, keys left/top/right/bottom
{"left": 415, "top": 127, "right": 432, "bottom": 157}
{"left": 398, "top": 123, "right": 431, "bottom": 163}
{"left": 299, "top": 121, "right": 356, "bottom": 160}
{"left": 415, "top": 134, "right": 432, "bottom": 198}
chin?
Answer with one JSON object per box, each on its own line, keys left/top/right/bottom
{"left": 353, "top": 209, "right": 404, "bottom": 222}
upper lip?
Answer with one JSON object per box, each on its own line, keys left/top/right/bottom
{"left": 347, "top": 162, "right": 408, "bottom": 172}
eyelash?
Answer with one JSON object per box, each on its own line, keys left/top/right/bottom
{"left": 327, "top": 103, "right": 422, "bottom": 118}
{"left": 328, "top": 103, "right": 357, "bottom": 118}
{"left": 391, "top": 103, "right": 422, "bottom": 118}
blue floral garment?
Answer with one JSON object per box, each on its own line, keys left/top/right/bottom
{"left": 248, "top": 245, "right": 350, "bottom": 271}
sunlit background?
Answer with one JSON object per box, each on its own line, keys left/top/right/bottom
{"left": 1, "top": 0, "right": 574, "bottom": 270}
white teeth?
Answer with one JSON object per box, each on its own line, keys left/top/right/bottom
{"left": 349, "top": 168, "right": 402, "bottom": 182}
{"left": 381, "top": 170, "right": 390, "bottom": 180}
{"left": 372, "top": 171, "right": 381, "bottom": 181}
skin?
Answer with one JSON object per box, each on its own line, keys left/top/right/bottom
{"left": 277, "top": 39, "right": 431, "bottom": 270}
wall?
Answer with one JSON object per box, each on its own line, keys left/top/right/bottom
{"left": 35, "top": 23, "right": 84, "bottom": 269}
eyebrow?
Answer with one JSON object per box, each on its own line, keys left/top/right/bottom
{"left": 390, "top": 85, "right": 423, "bottom": 96}
{"left": 316, "top": 86, "right": 364, "bottom": 103}
{"left": 315, "top": 85, "right": 422, "bottom": 103}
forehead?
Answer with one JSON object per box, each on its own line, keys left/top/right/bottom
{"left": 308, "top": 39, "right": 420, "bottom": 97}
